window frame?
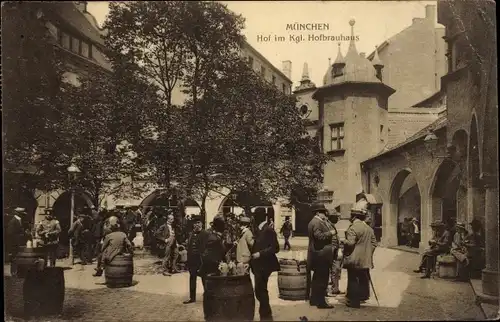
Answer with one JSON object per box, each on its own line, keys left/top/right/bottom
{"left": 329, "top": 122, "right": 345, "bottom": 151}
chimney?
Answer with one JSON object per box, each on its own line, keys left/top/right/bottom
{"left": 282, "top": 60, "right": 292, "bottom": 80}
{"left": 425, "top": 5, "right": 436, "bottom": 24}
{"left": 75, "top": 1, "right": 88, "bottom": 13}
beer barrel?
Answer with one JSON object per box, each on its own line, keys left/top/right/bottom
{"left": 203, "top": 274, "right": 255, "bottom": 321}
{"left": 15, "top": 247, "right": 46, "bottom": 278}
{"left": 105, "top": 254, "right": 134, "bottom": 288}
{"left": 278, "top": 258, "right": 308, "bottom": 300}
{"left": 5, "top": 276, "right": 25, "bottom": 318}
{"left": 24, "top": 267, "right": 65, "bottom": 317}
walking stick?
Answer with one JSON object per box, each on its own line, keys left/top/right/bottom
{"left": 368, "top": 272, "right": 380, "bottom": 307}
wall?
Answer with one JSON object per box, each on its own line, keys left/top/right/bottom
{"left": 397, "top": 184, "right": 421, "bottom": 223}
{"left": 369, "top": 5, "right": 446, "bottom": 110}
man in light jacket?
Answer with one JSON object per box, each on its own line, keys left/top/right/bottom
{"left": 342, "top": 197, "right": 377, "bottom": 308}
{"left": 236, "top": 216, "right": 254, "bottom": 264}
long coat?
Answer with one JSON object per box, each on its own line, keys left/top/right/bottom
{"left": 250, "top": 222, "right": 280, "bottom": 275}
{"left": 198, "top": 228, "right": 226, "bottom": 276}
{"left": 7, "top": 217, "right": 28, "bottom": 253}
{"left": 186, "top": 229, "right": 204, "bottom": 271}
{"left": 343, "top": 219, "right": 377, "bottom": 269}
{"left": 101, "top": 231, "right": 133, "bottom": 264}
{"left": 307, "top": 215, "right": 336, "bottom": 270}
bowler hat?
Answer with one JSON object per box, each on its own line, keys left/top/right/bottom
{"left": 14, "top": 207, "right": 26, "bottom": 213}
{"left": 311, "top": 203, "right": 328, "bottom": 213}
{"left": 430, "top": 221, "right": 445, "bottom": 227}
{"left": 239, "top": 216, "right": 251, "bottom": 224}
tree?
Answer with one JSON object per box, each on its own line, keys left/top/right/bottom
{"left": 2, "top": 2, "right": 65, "bottom": 193}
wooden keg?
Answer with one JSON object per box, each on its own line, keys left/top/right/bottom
{"left": 437, "top": 254, "right": 458, "bottom": 278}
{"left": 277, "top": 259, "right": 308, "bottom": 300}
{"left": 24, "top": 267, "right": 65, "bottom": 317}
{"left": 105, "top": 253, "right": 134, "bottom": 288}
{"left": 15, "top": 247, "right": 46, "bottom": 278}
{"left": 203, "top": 274, "right": 255, "bottom": 321}
{"left": 5, "top": 276, "right": 26, "bottom": 318}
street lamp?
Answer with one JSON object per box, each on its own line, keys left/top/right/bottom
{"left": 67, "top": 163, "right": 81, "bottom": 265}
{"left": 424, "top": 131, "right": 457, "bottom": 159}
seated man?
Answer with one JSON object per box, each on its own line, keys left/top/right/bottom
{"left": 465, "top": 218, "right": 485, "bottom": 278}
{"left": 413, "top": 221, "right": 451, "bottom": 278}
{"left": 450, "top": 222, "right": 469, "bottom": 281}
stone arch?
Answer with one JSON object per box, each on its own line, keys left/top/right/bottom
{"left": 140, "top": 189, "right": 202, "bottom": 223}
{"left": 467, "top": 115, "right": 486, "bottom": 225}
{"left": 52, "top": 189, "right": 94, "bottom": 252}
{"left": 429, "top": 158, "right": 460, "bottom": 228}
{"left": 451, "top": 129, "right": 469, "bottom": 223}
{"left": 390, "top": 168, "right": 422, "bottom": 247}
{"left": 217, "top": 190, "right": 275, "bottom": 222}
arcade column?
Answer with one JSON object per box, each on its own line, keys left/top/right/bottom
{"left": 478, "top": 173, "right": 499, "bottom": 304}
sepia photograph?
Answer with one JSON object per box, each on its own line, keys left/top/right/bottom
{"left": 2, "top": 0, "right": 498, "bottom": 321}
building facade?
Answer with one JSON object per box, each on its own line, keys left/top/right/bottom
{"left": 360, "top": 0, "right": 497, "bottom": 308}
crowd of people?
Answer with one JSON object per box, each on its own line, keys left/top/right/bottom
{"left": 414, "top": 217, "right": 485, "bottom": 280}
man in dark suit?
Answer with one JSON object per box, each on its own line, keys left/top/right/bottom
{"left": 307, "top": 203, "right": 337, "bottom": 309}
{"left": 7, "top": 207, "right": 30, "bottom": 275}
{"left": 251, "top": 208, "right": 280, "bottom": 321}
{"left": 183, "top": 217, "right": 205, "bottom": 304}
{"left": 155, "top": 214, "right": 179, "bottom": 276}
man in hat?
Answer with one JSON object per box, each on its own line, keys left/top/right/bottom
{"left": 280, "top": 216, "right": 293, "bottom": 251}
{"left": 69, "top": 212, "right": 92, "bottom": 265}
{"left": 155, "top": 214, "right": 179, "bottom": 276}
{"left": 342, "top": 199, "right": 377, "bottom": 308}
{"left": 450, "top": 222, "right": 470, "bottom": 281}
{"left": 7, "top": 207, "right": 31, "bottom": 275}
{"left": 307, "top": 203, "right": 337, "bottom": 309}
{"left": 250, "top": 207, "right": 280, "bottom": 320}
{"left": 413, "top": 221, "right": 452, "bottom": 278}
{"left": 409, "top": 218, "right": 420, "bottom": 248}
{"left": 236, "top": 216, "right": 254, "bottom": 264}
{"left": 183, "top": 216, "right": 205, "bottom": 304}
{"left": 327, "top": 211, "right": 344, "bottom": 296}
{"left": 37, "top": 209, "right": 61, "bottom": 267}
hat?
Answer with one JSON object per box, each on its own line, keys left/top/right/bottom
{"left": 285, "top": 216, "right": 291, "bottom": 220}
{"left": 430, "top": 221, "right": 445, "bottom": 228}
{"left": 456, "top": 222, "right": 466, "bottom": 230}
{"left": 311, "top": 203, "right": 328, "bottom": 213}
{"left": 239, "top": 216, "right": 251, "bottom": 224}
{"left": 192, "top": 216, "right": 202, "bottom": 223}
{"left": 411, "top": 218, "right": 418, "bottom": 222}
{"left": 14, "top": 207, "right": 26, "bottom": 213}
{"left": 351, "top": 199, "right": 368, "bottom": 217}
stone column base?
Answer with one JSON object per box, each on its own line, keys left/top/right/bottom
{"left": 481, "top": 268, "right": 499, "bottom": 300}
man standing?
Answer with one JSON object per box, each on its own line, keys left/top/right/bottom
{"left": 183, "top": 217, "right": 205, "bottom": 304}
{"left": 251, "top": 208, "right": 280, "bottom": 321}
{"left": 280, "top": 216, "right": 293, "bottom": 251}
{"left": 7, "top": 207, "right": 31, "bottom": 275}
{"left": 37, "top": 209, "right": 61, "bottom": 267}
{"left": 307, "top": 204, "right": 337, "bottom": 309}
{"left": 155, "top": 214, "right": 179, "bottom": 276}
{"left": 327, "top": 212, "right": 344, "bottom": 297}
{"left": 236, "top": 216, "right": 254, "bottom": 264}
{"left": 342, "top": 198, "right": 377, "bottom": 308}
{"left": 68, "top": 213, "right": 91, "bottom": 265}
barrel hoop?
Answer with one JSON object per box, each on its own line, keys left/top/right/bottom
{"left": 278, "top": 272, "right": 307, "bottom": 276}
{"left": 279, "top": 286, "right": 307, "bottom": 290}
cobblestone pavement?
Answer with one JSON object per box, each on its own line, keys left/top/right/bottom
{"left": 5, "top": 247, "right": 485, "bottom": 321}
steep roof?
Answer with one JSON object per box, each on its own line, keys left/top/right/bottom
{"left": 44, "top": 2, "right": 105, "bottom": 49}
{"left": 362, "top": 115, "right": 447, "bottom": 164}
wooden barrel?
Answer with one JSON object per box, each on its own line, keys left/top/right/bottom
{"left": 105, "top": 254, "right": 134, "bottom": 288}
{"left": 23, "top": 267, "right": 65, "bottom": 317}
{"left": 437, "top": 254, "right": 457, "bottom": 278}
{"left": 203, "top": 274, "right": 255, "bottom": 321}
{"left": 278, "top": 258, "right": 308, "bottom": 300}
{"left": 15, "top": 247, "right": 46, "bottom": 278}
{"left": 5, "top": 276, "right": 26, "bottom": 318}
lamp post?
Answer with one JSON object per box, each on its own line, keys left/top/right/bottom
{"left": 67, "top": 163, "right": 81, "bottom": 265}
{"left": 424, "top": 131, "right": 457, "bottom": 160}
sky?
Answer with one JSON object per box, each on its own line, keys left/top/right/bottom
{"left": 87, "top": 0, "right": 438, "bottom": 87}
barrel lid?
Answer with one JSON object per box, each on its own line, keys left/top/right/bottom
{"left": 278, "top": 258, "right": 307, "bottom": 265}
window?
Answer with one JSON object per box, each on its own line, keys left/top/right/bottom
{"left": 272, "top": 75, "right": 276, "bottom": 85}
{"left": 60, "top": 32, "right": 70, "bottom": 49}
{"left": 248, "top": 56, "right": 254, "bottom": 69}
{"left": 282, "top": 83, "right": 286, "bottom": 93}
{"left": 71, "top": 37, "right": 80, "bottom": 54}
{"left": 261, "top": 66, "right": 266, "bottom": 77}
{"left": 380, "top": 125, "right": 384, "bottom": 141}
{"left": 330, "top": 123, "right": 344, "bottom": 151}
{"left": 81, "top": 41, "right": 90, "bottom": 58}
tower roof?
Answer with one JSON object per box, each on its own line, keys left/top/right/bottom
{"left": 333, "top": 43, "right": 345, "bottom": 66}
{"left": 295, "top": 62, "right": 316, "bottom": 92}
{"left": 301, "top": 62, "right": 310, "bottom": 81}
{"left": 323, "top": 19, "right": 382, "bottom": 86}
{"left": 372, "top": 45, "right": 383, "bottom": 68}
{"left": 323, "top": 57, "right": 333, "bottom": 85}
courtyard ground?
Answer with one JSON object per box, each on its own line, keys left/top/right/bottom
{"left": 4, "top": 244, "right": 488, "bottom": 321}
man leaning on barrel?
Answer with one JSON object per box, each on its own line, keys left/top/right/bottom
{"left": 307, "top": 203, "right": 338, "bottom": 309}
